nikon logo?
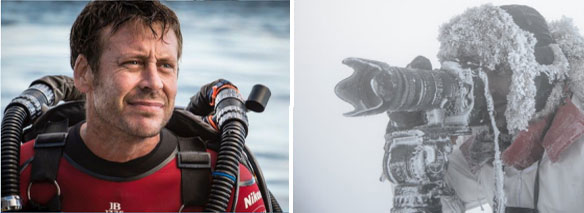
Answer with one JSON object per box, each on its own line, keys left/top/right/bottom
{"left": 244, "top": 191, "right": 262, "bottom": 209}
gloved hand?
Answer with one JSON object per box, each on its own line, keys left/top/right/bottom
{"left": 185, "top": 79, "right": 238, "bottom": 116}
{"left": 460, "top": 132, "right": 495, "bottom": 173}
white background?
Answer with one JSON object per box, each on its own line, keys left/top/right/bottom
{"left": 293, "top": 0, "right": 583, "bottom": 212}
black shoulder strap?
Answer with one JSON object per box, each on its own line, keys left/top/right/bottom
{"left": 31, "top": 132, "right": 67, "bottom": 181}
{"left": 177, "top": 136, "right": 212, "bottom": 207}
{"left": 28, "top": 119, "right": 69, "bottom": 211}
{"left": 533, "top": 160, "right": 541, "bottom": 212}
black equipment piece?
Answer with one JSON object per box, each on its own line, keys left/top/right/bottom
{"left": 1, "top": 75, "right": 74, "bottom": 211}
{"left": 196, "top": 83, "right": 272, "bottom": 212}
{"left": 335, "top": 57, "right": 491, "bottom": 212}
{"left": 336, "top": 57, "right": 489, "bottom": 123}
{"left": 246, "top": 84, "right": 271, "bottom": 113}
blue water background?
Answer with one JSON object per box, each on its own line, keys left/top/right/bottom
{"left": 1, "top": 1, "right": 289, "bottom": 210}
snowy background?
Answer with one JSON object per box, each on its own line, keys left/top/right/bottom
{"left": 1, "top": 1, "right": 289, "bottom": 210}
{"left": 294, "top": 0, "right": 583, "bottom": 212}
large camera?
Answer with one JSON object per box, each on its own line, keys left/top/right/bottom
{"left": 335, "top": 57, "right": 491, "bottom": 212}
{"left": 336, "top": 57, "right": 490, "bottom": 124}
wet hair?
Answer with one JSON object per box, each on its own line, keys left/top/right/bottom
{"left": 69, "top": 1, "right": 182, "bottom": 73}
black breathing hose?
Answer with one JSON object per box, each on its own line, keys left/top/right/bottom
{"left": 205, "top": 121, "right": 248, "bottom": 212}
{"left": 202, "top": 84, "right": 271, "bottom": 212}
{"left": 203, "top": 86, "right": 250, "bottom": 212}
{"left": 1, "top": 82, "right": 56, "bottom": 211}
{"left": 244, "top": 145, "right": 278, "bottom": 212}
{"left": 269, "top": 190, "right": 282, "bottom": 212}
{"left": 1, "top": 75, "right": 81, "bottom": 211}
{"left": 1, "top": 107, "right": 28, "bottom": 209}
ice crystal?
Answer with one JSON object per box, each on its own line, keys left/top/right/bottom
{"left": 437, "top": 4, "right": 570, "bottom": 134}
{"left": 549, "top": 18, "right": 584, "bottom": 104}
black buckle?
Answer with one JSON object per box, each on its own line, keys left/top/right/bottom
{"left": 34, "top": 133, "right": 67, "bottom": 148}
{"left": 177, "top": 151, "right": 211, "bottom": 169}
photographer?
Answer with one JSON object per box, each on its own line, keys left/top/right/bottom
{"left": 336, "top": 4, "right": 583, "bottom": 212}
{"left": 441, "top": 5, "right": 584, "bottom": 212}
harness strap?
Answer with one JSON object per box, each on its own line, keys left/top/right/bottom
{"left": 26, "top": 195, "right": 62, "bottom": 212}
{"left": 27, "top": 118, "right": 214, "bottom": 209}
{"left": 28, "top": 119, "right": 69, "bottom": 211}
{"left": 533, "top": 160, "right": 541, "bottom": 212}
{"left": 177, "top": 136, "right": 212, "bottom": 207}
{"left": 31, "top": 132, "right": 67, "bottom": 181}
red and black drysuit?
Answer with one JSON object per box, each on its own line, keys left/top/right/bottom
{"left": 19, "top": 121, "right": 266, "bottom": 212}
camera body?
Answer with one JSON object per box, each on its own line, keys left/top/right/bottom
{"left": 336, "top": 58, "right": 489, "bottom": 212}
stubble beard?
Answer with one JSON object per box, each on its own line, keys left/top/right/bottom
{"left": 91, "top": 82, "right": 173, "bottom": 139}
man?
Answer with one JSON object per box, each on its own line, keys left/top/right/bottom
{"left": 437, "top": 4, "right": 584, "bottom": 212}
{"left": 17, "top": 1, "right": 268, "bottom": 211}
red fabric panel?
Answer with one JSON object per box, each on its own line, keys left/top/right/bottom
{"left": 502, "top": 116, "right": 548, "bottom": 169}
{"left": 20, "top": 143, "right": 265, "bottom": 212}
{"left": 542, "top": 99, "right": 584, "bottom": 162}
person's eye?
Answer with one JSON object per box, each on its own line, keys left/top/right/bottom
{"left": 124, "top": 60, "right": 141, "bottom": 66}
{"left": 159, "top": 63, "right": 176, "bottom": 73}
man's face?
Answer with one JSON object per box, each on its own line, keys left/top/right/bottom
{"left": 485, "top": 68, "right": 512, "bottom": 133}
{"left": 88, "top": 21, "right": 178, "bottom": 138}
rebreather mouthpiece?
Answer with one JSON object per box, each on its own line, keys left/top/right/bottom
{"left": 246, "top": 84, "right": 271, "bottom": 113}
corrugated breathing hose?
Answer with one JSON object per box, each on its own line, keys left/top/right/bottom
{"left": 1, "top": 83, "right": 55, "bottom": 211}
{"left": 1, "top": 75, "right": 83, "bottom": 211}
{"left": 201, "top": 84, "right": 271, "bottom": 212}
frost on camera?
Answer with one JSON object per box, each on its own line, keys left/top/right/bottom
{"left": 440, "top": 61, "right": 475, "bottom": 125}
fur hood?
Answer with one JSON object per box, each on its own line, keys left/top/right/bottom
{"left": 437, "top": 4, "right": 577, "bottom": 134}
{"left": 549, "top": 18, "right": 584, "bottom": 108}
